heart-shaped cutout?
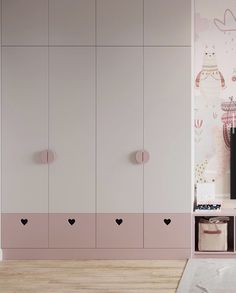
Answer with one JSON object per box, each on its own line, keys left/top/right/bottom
{"left": 21, "top": 219, "right": 28, "bottom": 225}
{"left": 115, "top": 219, "right": 123, "bottom": 225}
{"left": 68, "top": 219, "right": 75, "bottom": 226}
{"left": 164, "top": 219, "right": 171, "bottom": 225}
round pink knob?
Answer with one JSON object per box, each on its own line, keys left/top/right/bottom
{"left": 47, "top": 150, "right": 55, "bottom": 164}
{"left": 135, "top": 150, "right": 150, "bottom": 164}
{"left": 40, "top": 150, "right": 48, "bottom": 164}
{"left": 40, "top": 150, "right": 56, "bottom": 164}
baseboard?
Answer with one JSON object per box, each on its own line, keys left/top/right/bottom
{"left": 3, "top": 248, "right": 191, "bottom": 260}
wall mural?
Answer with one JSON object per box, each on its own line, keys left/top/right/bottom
{"left": 195, "top": 1, "right": 236, "bottom": 197}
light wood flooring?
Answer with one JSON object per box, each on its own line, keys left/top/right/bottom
{"left": 0, "top": 260, "right": 187, "bottom": 293}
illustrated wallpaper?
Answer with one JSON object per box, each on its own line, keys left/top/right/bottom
{"left": 195, "top": 0, "right": 236, "bottom": 197}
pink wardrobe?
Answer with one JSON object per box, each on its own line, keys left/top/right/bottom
{"left": 1, "top": 0, "right": 192, "bottom": 259}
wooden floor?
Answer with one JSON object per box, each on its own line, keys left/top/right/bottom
{"left": 0, "top": 260, "right": 187, "bottom": 293}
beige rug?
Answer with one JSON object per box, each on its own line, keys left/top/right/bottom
{"left": 177, "top": 259, "right": 236, "bottom": 293}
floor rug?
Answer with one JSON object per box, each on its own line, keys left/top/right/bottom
{"left": 177, "top": 259, "right": 236, "bottom": 293}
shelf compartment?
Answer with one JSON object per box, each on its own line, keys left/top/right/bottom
{"left": 194, "top": 216, "right": 234, "bottom": 253}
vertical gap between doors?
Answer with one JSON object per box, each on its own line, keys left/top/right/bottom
{"left": 142, "top": 0, "right": 145, "bottom": 249}
{"left": 95, "top": 0, "right": 97, "bottom": 249}
{"left": 1, "top": 0, "right": 3, "bottom": 250}
{"left": 47, "top": 0, "right": 50, "bottom": 249}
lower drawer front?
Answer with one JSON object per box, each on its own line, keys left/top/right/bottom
{"left": 2, "top": 213, "right": 191, "bottom": 249}
{"left": 144, "top": 214, "right": 191, "bottom": 248}
{"left": 49, "top": 214, "right": 95, "bottom": 248}
{"left": 97, "top": 214, "right": 143, "bottom": 248}
{"left": 2, "top": 213, "right": 48, "bottom": 248}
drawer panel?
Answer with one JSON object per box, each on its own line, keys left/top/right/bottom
{"left": 144, "top": 214, "right": 191, "bottom": 248}
{"left": 49, "top": 214, "right": 95, "bottom": 248}
{"left": 2, "top": 214, "right": 48, "bottom": 248}
{"left": 97, "top": 214, "right": 143, "bottom": 248}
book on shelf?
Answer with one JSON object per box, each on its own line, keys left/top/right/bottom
{"left": 195, "top": 200, "right": 222, "bottom": 212}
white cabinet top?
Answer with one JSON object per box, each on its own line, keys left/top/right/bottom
{"left": 2, "top": 0, "right": 191, "bottom": 46}
{"left": 144, "top": 0, "right": 191, "bottom": 46}
{"left": 96, "top": 0, "right": 143, "bottom": 46}
{"left": 2, "top": 0, "right": 48, "bottom": 45}
{"left": 49, "top": 0, "right": 95, "bottom": 45}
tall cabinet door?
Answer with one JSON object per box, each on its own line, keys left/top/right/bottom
{"left": 144, "top": 47, "right": 191, "bottom": 214}
{"left": 49, "top": 48, "right": 96, "bottom": 248}
{"left": 2, "top": 47, "right": 49, "bottom": 213}
{"left": 143, "top": 47, "right": 191, "bottom": 249}
{"left": 97, "top": 47, "right": 143, "bottom": 248}
{"left": 2, "top": 47, "right": 49, "bottom": 248}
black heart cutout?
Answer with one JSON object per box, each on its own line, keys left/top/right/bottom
{"left": 115, "top": 219, "right": 123, "bottom": 225}
{"left": 164, "top": 219, "right": 171, "bottom": 225}
{"left": 21, "top": 219, "right": 28, "bottom": 225}
{"left": 68, "top": 219, "right": 75, "bottom": 226}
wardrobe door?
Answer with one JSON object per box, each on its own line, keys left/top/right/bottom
{"left": 144, "top": 0, "right": 191, "bottom": 46}
{"left": 49, "top": 0, "right": 95, "bottom": 45}
{"left": 49, "top": 48, "right": 95, "bottom": 213}
{"left": 97, "top": 47, "right": 143, "bottom": 214}
{"left": 2, "top": 0, "right": 48, "bottom": 45}
{"left": 144, "top": 47, "right": 191, "bottom": 214}
{"left": 2, "top": 47, "right": 49, "bottom": 214}
{"left": 97, "top": 47, "right": 143, "bottom": 248}
{"left": 96, "top": 0, "right": 143, "bottom": 45}
{"left": 2, "top": 47, "right": 49, "bottom": 248}
{"left": 49, "top": 47, "right": 95, "bottom": 248}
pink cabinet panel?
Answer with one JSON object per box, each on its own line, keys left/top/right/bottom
{"left": 144, "top": 214, "right": 191, "bottom": 248}
{"left": 2, "top": 214, "right": 48, "bottom": 248}
{"left": 49, "top": 214, "right": 95, "bottom": 248}
{"left": 97, "top": 214, "right": 143, "bottom": 248}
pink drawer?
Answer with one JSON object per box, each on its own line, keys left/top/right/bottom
{"left": 97, "top": 214, "right": 143, "bottom": 248}
{"left": 2, "top": 213, "right": 48, "bottom": 248}
{"left": 49, "top": 214, "right": 95, "bottom": 248}
{"left": 144, "top": 214, "right": 191, "bottom": 248}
